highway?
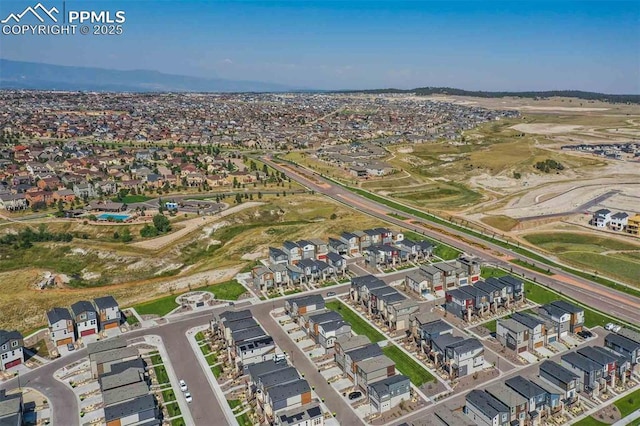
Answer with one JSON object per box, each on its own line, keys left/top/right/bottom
{"left": 262, "top": 157, "right": 640, "bottom": 325}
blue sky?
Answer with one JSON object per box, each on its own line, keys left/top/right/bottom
{"left": 1, "top": 0, "right": 638, "bottom": 93}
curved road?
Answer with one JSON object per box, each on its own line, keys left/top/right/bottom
{"left": 262, "top": 157, "right": 640, "bottom": 325}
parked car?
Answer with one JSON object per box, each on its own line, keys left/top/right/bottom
{"left": 66, "top": 343, "right": 75, "bottom": 351}
{"left": 579, "top": 330, "right": 593, "bottom": 338}
{"left": 185, "top": 392, "right": 193, "bottom": 403}
{"left": 326, "top": 291, "right": 336, "bottom": 297}
{"left": 349, "top": 391, "right": 362, "bottom": 400}
{"left": 179, "top": 379, "right": 188, "bottom": 392}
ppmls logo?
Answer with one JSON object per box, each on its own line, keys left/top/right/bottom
{"left": 2, "top": 2, "right": 126, "bottom": 36}
{"left": 1, "top": 3, "right": 59, "bottom": 23}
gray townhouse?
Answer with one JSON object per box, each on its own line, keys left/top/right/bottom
{"left": 386, "top": 298, "right": 419, "bottom": 331}
{"left": 0, "top": 330, "right": 24, "bottom": 371}
{"left": 496, "top": 318, "right": 530, "bottom": 354}
{"left": 484, "top": 277, "right": 514, "bottom": 308}
{"left": 355, "top": 354, "right": 396, "bottom": 391}
{"left": 561, "top": 352, "right": 605, "bottom": 395}
{"left": 275, "top": 403, "right": 323, "bottom": 426}
{"left": 432, "top": 407, "right": 476, "bottom": 426}
{"left": 538, "top": 304, "right": 571, "bottom": 338}
{"left": 368, "top": 374, "right": 411, "bottom": 414}
{"left": 342, "top": 343, "right": 384, "bottom": 380}
{"left": 235, "top": 334, "right": 276, "bottom": 371}
{"left": 446, "top": 337, "right": 485, "bottom": 378}
{"left": 496, "top": 275, "right": 524, "bottom": 301}
{"left": 605, "top": 333, "right": 640, "bottom": 369}
{"left": 93, "top": 295, "right": 121, "bottom": 331}
{"left": 328, "top": 237, "right": 347, "bottom": 255}
{"left": 212, "top": 309, "right": 253, "bottom": 337}
{"left": 296, "top": 240, "right": 316, "bottom": 260}
{"left": 71, "top": 300, "right": 99, "bottom": 338}
{"left": 104, "top": 394, "right": 158, "bottom": 426}
{"left": 511, "top": 312, "right": 546, "bottom": 351}
{"left": 539, "top": 360, "right": 580, "bottom": 403}
{"left": 326, "top": 252, "right": 347, "bottom": 275}
{"left": 269, "top": 247, "right": 289, "bottom": 265}
{"left": 418, "top": 319, "right": 453, "bottom": 353}
{"left": 334, "top": 335, "right": 370, "bottom": 371}
{"left": 310, "top": 239, "right": 329, "bottom": 261}
{"left": 47, "top": 307, "right": 76, "bottom": 347}
{"left": 473, "top": 280, "right": 502, "bottom": 313}
{"left": 350, "top": 275, "right": 386, "bottom": 304}
{"left": 282, "top": 241, "right": 302, "bottom": 265}
{"left": 445, "top": 288, "right": 475, "bottom": 321}
{"left": 0, "top": 389, "right": 23, "bottom": 426}
{"left": 246, "top": 359, "right": 292, "bottom": 396}
{"left": 341, "top": 232, "right": 360, "bottom": 256}
{"left": 284, "top": 294, "right": 325, "bottom": 320}
{"left": 459, "top": 285, "right": 490, "bottom": 317}
{"left": 255, "top": 366, "right": 300, "bottom": 407}
{"left": 485, "top": 383, "right": 528, "bottom": 426}
{"left": 549, "top": 301, "right": 584, "bottom": 334}
{"left": 264, "top": 379, "right": 312, "bottom": 420}
{"left": 464, "top": 389, "right": 510, "bottom": 426}
{"left": 529, "top": 377, "right": 564, "bottom": 415}
{"left": 505, "top": 376, "right": 548, "bottom": 422}
{"left": 577, "top": 346, "right": 619, "bottom": 387}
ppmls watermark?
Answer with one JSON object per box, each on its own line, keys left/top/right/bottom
{"left": 1, "top": 2, "right": 126, "bottom": 36}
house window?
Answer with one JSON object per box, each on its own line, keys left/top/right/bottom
{"left": 1, "top": 353, "right": 7, "bottom": 359}
{"left": 11, "top": 341, "right": 18, "bottom": 347}
{"left": 1, "top": 345, "right": 6, "bottom": 351}
{"left": 90, "top": 320, "right": 96, "bottom": 325}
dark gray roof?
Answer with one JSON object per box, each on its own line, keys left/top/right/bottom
{"left": 612, "top": 212, "right": 629, "bottom": 219}
{"left": 473, "top": 281, "right": 500, "bottom": 295}
{"left": 369, "top": 374, "right": 410, "bottom": 396}
{"left": 539, "top": 360, "right": 579, "bottom": 384}
{"left": 539, "top": 304, "right": 569, "bottom": 319}
{"left": 616, "top": 328, "right": 640, "bottom": 345}
{"left": 466, "top": 390, "right": 509, "bottom": 418}
{"left": 326, "top": 252, "right": 344, "bottom": 262}
{"left": 309, "top": 311, "right": 343, "bottom": 325}
{"left": 237, "top": 336, "right": 274, "bottom": 352}
{"left": 99, "top": 368, "right": 144, "bottom": 391}
{"left": 218, "top": 309, "right": 253, "bottom": 323}
{"left": 561, "top": 352, "right": 602, "bottom": 372}
{"left": 102, "top": 381, "right": 150, "bottom": 407}
{"left": 277, "top": 403, "right": 322, "bottom": 426}
{"left": 289, "top": 294, "right": 324, "bottom": 308}
{"left": 380, "top": 292, "right": 407, "bottom": 305}
{"left": 445, "top": 288, "right": 473, "bottom": 300}
{"left": 93, "top": 295, "right": 118, "bottom": 310}
{"left": 420, "top": 320, "right": 453, "bottom": 335}
{"left": 267, "top": 379, "right": 310, "bottom": 403}
{"left": 369, "top": 285, "right": 398, "bottom": 298}
{"left": 345, "top": 343, "right": 383, "bottom": 362}
{"left": 258, "top": 366, "right": 300, "bottom": 389}
{"left": 511, "top": 312, "right": 544, "bottom": 329}
{"left": 550, "top": 300, "right": 582, "bottom": 314}
{"left": 449, "top": 337, "right": 483, "bottom": 354}
{"left": 321, "top": 320, "right": 349, "bottom": 332}
{"left": 577, "top": 346, "right": 617, "bottom": 367}
{"left": 606, "top": 333, "right": 640, "bottom": 352}
{"left": 459, "top": 285, "right": 486, "bottom": 298}
{"left": 0, "top": 389, "right": 22, "bottom": 419}
{"left": 106, "top": 358, "right": 146, "bottom": 375}
{"left": 282, "top": 241, "right": 300, "bottom": 250}
{"left": 269, "top": 247, "right": 287, "bottom": 258}
{"left": 225, "top": 318, "right": 258, "bottom": 332}
{"left": 505, "top": 376, "right": 546, "bottom": 398}
{"left": 431, "top": 334, "right": 464, "bottom": 352}
{"left": 231, "top": 326, "right": 267, "bottom": 343}
{"left": 247, "top": 359, "right": 291, "bottom": 382}
{"left": 351, "top": 275, "right": 385, "bottom": 289}
{"left": 87, "top": 336, "right": 127, "bottom": 355}
{"left": 104, "top": 394, "right": 156, "bottom": 422}
{"left": 46, "top": 307, "right": 72, "bottom": 324}
{"left": 0, "top": 330, "right": 22, "bottom": 347}
{"left": 498, "top": 275, "right": 523, "bottom": 288}
{"left": 70, "top": 300, "right": 96, "bottom": 316}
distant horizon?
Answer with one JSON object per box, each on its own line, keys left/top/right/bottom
{"left": 2, "top": 58, "right": 639, "bottom": 96}
{"left": 1, "top": 1, "right": 637, "bottom": 94}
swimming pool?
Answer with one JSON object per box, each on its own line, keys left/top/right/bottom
{"left": 97, "top": 213, "right": 131, "bottom": 221}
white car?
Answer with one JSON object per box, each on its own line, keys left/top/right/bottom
{"left": 185, "top": 392, "right": 193, "bottom": 403}
{"left": 613, "top": 325, "right": 622, "bottom": 332}
{"left": 179, "top": 379, "right": 188, "bottom": 392}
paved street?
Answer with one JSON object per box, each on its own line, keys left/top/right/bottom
{"left": 263, "top": 157, "right": 640, "bottom": 325}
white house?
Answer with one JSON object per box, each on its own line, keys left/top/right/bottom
{"left": 591, "top": 209, "right": 612, "bottom": 228}
{"left": 71, "top": 300, "right": 99, "bottom": 338}
{"left": 93, "top": 296, "right": 121, "bottom": 331}
{"left": 47, "top": 307, "right": 76, "bottom": 347}
{"left": 610, "top": 212, "right": 629, "bottom": 231}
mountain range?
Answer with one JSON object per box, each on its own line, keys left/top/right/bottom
{"left": 0, "top": 59, "right": 297, "bottom": 92}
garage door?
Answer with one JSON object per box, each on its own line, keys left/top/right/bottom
{"left": 56, "top": 337, "right": 73, "bottom": 346}
{"left": 573, "top": 326, "right": 583, "bottom": 333}
{"left": 548, "top": 336, "right": 556, "bottom": 343}
{"left": 534, "top": 341, "right": 544, "bottom": 348}
{"left": 104, "top": 322, "right": 119, "bottom": 330}
{"left": 81, "top": 329, "right": 96, "bottom": 337}
{"left": 4, "top": 358, "right": 22, "bottom": 369}
{"left": 518, "top": 346, "right": 527, "bottom": 353}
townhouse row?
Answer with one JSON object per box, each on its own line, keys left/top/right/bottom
{"left": 210, "top": 309, "right": 323, "bottom": 425}
{"left": 496, "top": 301, "right": 584, "bottom": 354}
{"left": 87, "top": 337, "right": 160, "bottom": 426}
{"left": 0, "top": 389, "right": 23, "bottom": 426}
{"left": 404, "top": 256, "right": 482, "bottom": 299}
{"left": 591, "top": 209, "right": 640, "bottom": 236}
{"left": 408, "top": 315, "right": 485, "bottom": 379}
{"left": 283, "top": 294, "right": 412, "bottom": 415}
{"left": 444, "top": 275, "right": 525, "bottom": 321}
{"left": 350, "top": 275, "right": 420, "bottom": 331}
{"left": 47, "top": 296, "right": 121, "bottom": 348}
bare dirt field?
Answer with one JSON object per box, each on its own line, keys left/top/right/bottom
{"left": 511, "top": 123, "right": 585, "bottom": 134}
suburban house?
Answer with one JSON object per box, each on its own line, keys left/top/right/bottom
{"left": 605, "top": 333, "right": 640, "bottom": 368}
{"left": 0, "top": 389, "right": 23, "bottom": 426}
{"left": 71, "top": 300, "right": 99, "bottom": 338}
{"left": 434, "top": 407, "right": 476, "bottom": 426}
{"left": 577, "top": 346, "right": 619, "bottom": 387}
{"left": 418, "top": 319, "right": 453, "bottom": 353}
{"left": 94, "top": 296, "right": 121, "bottom": 331}
{"left": 341, "top": 232, "right": 360, "bottom": 255}
{"left": 497, "top": 276, "right": 524, "bottom": 301}
{"left": 350, "top": 275, "right": 386, "bottom": 304}
{"left": 264, "top": 379, "right": 312, "bottom": 420}
{"left": 47, "top": 307, "right": 76, "bottom": 347}
{"left": 297, "top": 240, "right": 316, "bottom": 260}
{"left": 457, "top": 256, "right": 482, "bottom": 285}
{"left": 221, "top": 317, "right": 259, "bottom": 346}
{"left": 560, "top": 352, "right": 605, "bottom": 395}
{"left": 0, "top": 193, "right": 27, "bottom": 211}
{"left": 326, "top": 252, "right": 347, "bottom": 275}
{"left": 539, "top": 360, "right": 580, "bottom": 403}
{"left": 269, "top": 247, "right": 289, "bottom": 265}
{"left": 386, "top": 299, "right": 419, "bottom": 331}
{"left": 99, "top": 359, "right": 147, "bottom": 392}
{"left": 89, "top": 339, "right": 139, "bottom": 378}
{"left": 284, "top": 294, "right": 325, "bottom": 320}
{"left": 464, "top": 389, "right": 510, "bottom": 426}
{"left": 246, "top": 360, "right": 292, "bottom": 395}
{"left": 275, "top": 403, "right": 323, "bottom": 426}
{"left": 308, "top": 311, "right": 351, "bottom": 349}
{"left": 445, "top": 288, "right": 475, "bottom": 321}
{"left": 511, "top": 312, "right": 546, "bottom": 351}
{"left": 342, "top": 343, "right": 383, "bottom": 380}
{"left": 485, "top": 383, "right": 528, "bottom": 426}
{"left": 591, "top": 209, "right": 612, "bottom": 228}
{"left": 496, "top": 318, "right": 530, "bottom": 354}
{"left": 0, "top": 330, "right": 24, "bottom": 371}
{"left": 328, "top": 237, "right": 347, "bottom": 255}
{"left": 212, "top": 310, "right": 253, "bottom": 337}
{"left": 446, "top": 338, "right": 485, "bottom": 378}
{"left": 103, "top": 394, "right": 158, "bottom": 426}
{"left": 473, "top": 281, "right": 502, "bottom": 313}
{"left": 368, "top": 374, "right": 411, "bottom": 414}
{"left": 334, "top": 335, "right": 370, "bottom": 371}
{"left": 253, "top": 266, "right": 275, "bottom": 292}
{"left": 538, "top": 304, "right": 571, "bottom": 338}
{"left": 310, "top": 239, "right": 329, "bottom": 260}
{"left": 626, "top": 214, "right": 640, "bottom": 236}
{"left": 610, "top": 212, "right": 629, "bottom": 231}
{"left": 549, "top": 301, "right": 584, "bottom": 334}
{"left": 101, "top": 381, "right": 150, "bottom": 409}
{"left": 459, "top": 286, "right": 490, "bottom": 317}
{"left": 234, "top": 333, "right": 276, "bottom": 371}
{"left": 283, "top": 241, "right": 302, "bottom": 265}
{"left": 355, "top": 354, "right": 396, "bottom": 391}
{"left": 505, "top": 376, "right": 549, "bottom": 421}
{"left": 255, "top": 367, "right": 301, "bottom": 408}
{"left": 529, "top": 377, "right": 564, "bottom": 415}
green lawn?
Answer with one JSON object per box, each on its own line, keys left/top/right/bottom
{"left": 482, "top": 320, "right": 497, "bottom": 333}
{"left": 170, "top": 418, "right": 186, "bottom": 426}
{"left": 481, "top": 266, "right": 508, "bottom": 279}
{"left": 196, "top": 279, "right": 247, "bottom": 300}
{"left": 154, "top": 365, "right": 170, "bottom": 385}
{"left": 206, "top": 354, "right": 219, "bottom": 366}
{"left": 227, "top": 399, "right": 242, "bottom": 410}
{"left": 434, "top": 245, "right": 462, "bottom": 261}
{"left": 132, "top": 294, "right": 178, "bottom": 317}
{"left": 150, "top": 354, "right": 163, "bottom": 366}
{"left": 236, "top": 412, "right": 252, "bottom": 426}
{"left": 387, "top": 213, "right": 409, "bottom": 220}
{"left": 325, "top": 300, "right": 385, "bottom": 343}
{"left": 382, "top": 345, "right": 435, "bottom": 386}
{"left": 162, "top": 389, "right": 177, "bottom": 402}
{"left": 616, "top": 388, "right": 640, "bottom": 418}
{"left": 509, "top": 259, "right": 553, "bottom": 275}
{"left": 111, "top": 195, "right": 153, "bottom": 203}
{"left": 125, "top": 314, "right": 139, "bottom": 326}
{"left": 211, "top": 364, "right": 222, "bottom": 378}
{"left": 572, "top": 416, "right": 609, "bottom": 426}
{"left": 166, "top": 402, "right": 181, "bottom": 417}
{"left": 195, "top": 331, "right": 206, "bottom": 342}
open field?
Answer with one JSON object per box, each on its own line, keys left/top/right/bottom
{"left": 522, "top": 232, "right": 640, "bottom": 285}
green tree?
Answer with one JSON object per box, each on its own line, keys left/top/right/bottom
{"left": 153, "top": 214, "right": 171, "bottom": 233}
{"left": 121, "top": 227, "right": 133, "bottom": 242}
